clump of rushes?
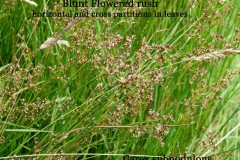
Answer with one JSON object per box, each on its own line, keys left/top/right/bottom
{"left": 0, "top": 0, "right": 239, "bottom": 159}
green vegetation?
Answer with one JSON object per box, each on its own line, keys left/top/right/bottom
{"left": 0, "top": 0, "right": 239, "bottom": 159}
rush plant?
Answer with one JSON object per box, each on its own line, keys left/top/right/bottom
{"left": 0, "top": 0, "right": 239, "bottom": 159}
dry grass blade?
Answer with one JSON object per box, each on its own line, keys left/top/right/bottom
{"left": 38, "top": 7, "right": 97, "bottom": 51}
{"left": 1, "top": 81, "right": 44, "bottom": 110}
{"left": 62, "top": 123, "right": 194, "bottom": 135}
{"left": 12, "top": 81, "right": 44, "bottom": 97}
{"left": 186, "top": 49, "right": 240, "bottom": 61}
{"left": 40, "top": 37, "right": 70, "bottom": 50}
{"left": 0, "top": 63, "right": 12, "bottom": 72}
{"left": 22, "top": 0, "right": 38, "bottom": 7}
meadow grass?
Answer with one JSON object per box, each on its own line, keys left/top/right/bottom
{"left": 0, "top": 0, "right": 240, "bottom": 159}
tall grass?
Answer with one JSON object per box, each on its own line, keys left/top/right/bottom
{"left": 0, "top": 0, "right": 239, "bottom": 159}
